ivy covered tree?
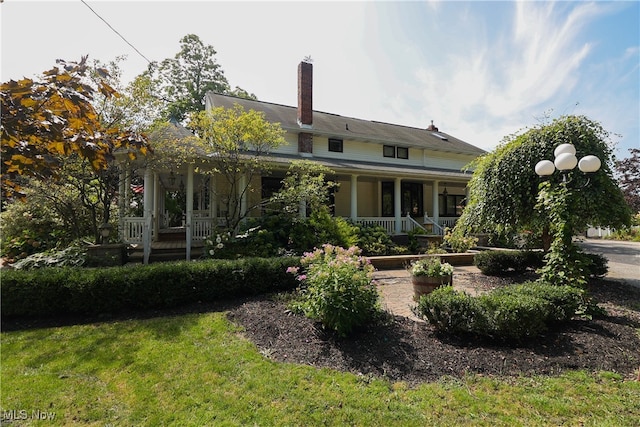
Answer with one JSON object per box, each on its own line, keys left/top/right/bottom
{"left": 147, "top": 34, "right": 256, "bottom": 122}
{"left": 455, "top": 115, "right": 631, "bottom": 286}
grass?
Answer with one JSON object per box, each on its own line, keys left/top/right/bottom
{"left": 2, "top": 310, "right": 639, "bottom": 426}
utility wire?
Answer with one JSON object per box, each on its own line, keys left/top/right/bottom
{"left": 80, "top": 0, "right": 153, "bottom": 65}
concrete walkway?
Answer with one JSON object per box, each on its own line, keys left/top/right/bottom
{"left": 374, "top": 265, "right": 485, "bottom": 322}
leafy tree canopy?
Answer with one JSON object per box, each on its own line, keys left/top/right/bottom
{"left": 456, "top": 115, "right": 631, "bottom": 241}
{"left": 1, "top": 56, "right": 150, "bottom": 199}
{"left": 615, "top": 148, "right": 640, "bottom": 213}
{"left": 148, "top": 34, "right": 256, "bottom": 122}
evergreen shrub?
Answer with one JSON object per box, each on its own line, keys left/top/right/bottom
{"left": 1, "top": 257, "right": 299, "bottom": 318}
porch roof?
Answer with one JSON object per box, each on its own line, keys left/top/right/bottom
{"left": 205, "top": 93, "right": 486, "bottom": 156}
{"left": 263, "top": 153, "right": 473, "bottom": 181}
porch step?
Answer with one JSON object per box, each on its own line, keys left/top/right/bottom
{"left": 158, "top": 227, "right": 187, "bottom": 242}
{"left": 127, "top": 241, "right": 205, "bottom": 264}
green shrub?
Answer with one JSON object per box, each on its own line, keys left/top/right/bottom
{"left": 582, "top": 253, "right": 608, "bottom": 278}
{"left": 474, "top": 250, "right": 543, "bottom": 276}
{"left": 415, "top": 282, "right": 582, "bottom": 342}
{"left": 1, "top": 257, "right": 299, "bottom": 318}
{"left": 288, "top": 245, "right": 380, "bottom": 337}
{"left": 415, "top": 286, "right": 485, "bottom": 335}
{"left": 357, "top": 223, "right": 397, "bottom": 256}
{"left": 10, "top": 246, "right": 87, "bottom": 270}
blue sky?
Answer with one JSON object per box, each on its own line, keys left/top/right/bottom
{"left": 2, "top": 0, "right": 638, "bottom": 160}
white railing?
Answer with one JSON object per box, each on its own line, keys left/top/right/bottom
{"left": 192, "top": 218, "right": 214, "bottom": 241}
{"left": 123, "top": 217, "right": 146, "bottom": 243}
{"left": 405, "top": 214, "right": 429, "bottom": 234}
{"left": 356, "top": 217, "right": 398, "bottom": 234}
{"left": 355, "top": 216, "right": 458, "bottom": 235}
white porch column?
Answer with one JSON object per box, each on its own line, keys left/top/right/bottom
{"left": 186, "top": 165, "right": 194, "bottom": 260}
{"left": 142, "top": 168, "right": 154, "bottom": 265}
{"left": 118, "top": 167, "right": 126, "bottom": 242}
{"left": 432, "top": 180, "right": 440, "bottom": 226}
{"left": 153, "top": 173, "right": 159, "bottom": 238}
{"left": 350, "top": 174, "right": 358, "bottom": 221}
{"left": 394, "top": 177, "right": 402, "bottom": 234}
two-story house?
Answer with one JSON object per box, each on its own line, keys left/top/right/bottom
{"left": 120, "top": 61, "right": 485, "bottom": 263}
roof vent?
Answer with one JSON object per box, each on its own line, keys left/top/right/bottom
{"left": 431, "top": 132, "right": 448, "bottom": 141}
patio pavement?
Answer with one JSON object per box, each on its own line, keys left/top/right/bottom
{"left": 374, "top": 265, "right": 485, "bottom": 322}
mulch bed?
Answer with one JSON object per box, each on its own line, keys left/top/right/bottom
{"left": 227, "top": 275, "right": 640, "bottom": 386}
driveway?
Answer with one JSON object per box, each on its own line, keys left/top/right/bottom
{"left": 577, "top": 238, "right": 640, "bottom": 288}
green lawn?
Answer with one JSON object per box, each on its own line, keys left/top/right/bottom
{"left": 2, "top": 310, "right": 639, "bottom": 426}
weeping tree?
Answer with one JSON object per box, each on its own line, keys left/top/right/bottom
{"left": 455, "top": 115, "right": 631, "bottom": 286}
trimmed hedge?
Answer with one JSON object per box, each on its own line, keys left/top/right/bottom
{"left": 474, "top": 250, "right": 544, "bottom": 276}
{"left": 474, "top": 250, "right": 608, "bottom": 279}
{"left": 415, "top": 282, "right": 584, "bottom": 342}
{"left": 1, "top": 257, "right": 299, "bottom": 318}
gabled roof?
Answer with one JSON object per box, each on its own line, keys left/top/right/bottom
{"left": 205, "top": 92, "right": 485, "bottom": 156}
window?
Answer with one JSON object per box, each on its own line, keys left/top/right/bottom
{"left": 383, "top": 145, "right": 409, "bottom": 159}
{"left": 328, "top": 138, "right": 343, "bottom": 153}
{"left": 382, "top": 182, "right": 423, "bottom": 217}
{"left": 438, "top": 194, "right": 466, "bottom": 217}
{"left": 383, "top": 145, "right": 396, "bottom": 158}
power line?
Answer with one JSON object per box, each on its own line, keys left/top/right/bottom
{"left": 80, "top": 0, "right": 153, "bottom": 65}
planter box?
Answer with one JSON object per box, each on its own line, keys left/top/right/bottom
{"left": 411, "top": 275, "right": 452, "bottom": 301}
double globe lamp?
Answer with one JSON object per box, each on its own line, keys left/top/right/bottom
{"left": 534, "top": 143, "right": 602, "bottom": 178}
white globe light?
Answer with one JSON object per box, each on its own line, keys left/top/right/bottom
{"left": 578, "top": 155, "right": 601, "bottom": 173}
{"left": 554, "top": 143, "right": 576, "bottom": 158}
{"left": 535, "top": 160, "right": 555, "bottom": 176}
{"left": 554, "top": 152, "right": 578, "bottom": 171}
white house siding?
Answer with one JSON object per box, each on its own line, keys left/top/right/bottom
{"left": 423, "top": 150, "right": 473, "bottom": 171}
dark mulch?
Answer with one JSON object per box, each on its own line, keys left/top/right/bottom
{"left": 227, "top": 275, "right": 640, "bottom": 386}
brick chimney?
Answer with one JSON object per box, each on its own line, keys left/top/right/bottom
{"left": 297, "top": 61, "right": 313, "bottom": 127}
{"left": 297, "top": 60, "right": 313, "bottom": 154}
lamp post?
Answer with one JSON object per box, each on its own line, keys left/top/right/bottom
{"left": 534, "top": 143, "right": 602, "bottom": 286}
{"left": 535, "top": 143, "right": 602, "bottom": 179}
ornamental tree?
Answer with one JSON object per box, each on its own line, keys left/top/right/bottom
{"left": 1, "top": 56, "right": 149, "bottom": 200}
{"left": 187, "top": 104, "right": 286, "bottom": 231}
{"left": 455, "top": 115, "right": 631, "bottom": 285}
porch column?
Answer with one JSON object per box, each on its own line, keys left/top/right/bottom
{"left": 118, "top": 167, "right": 126, "bottom": 242}
{"left": 432, "top": 180, "right": 440, "bottom": 226}
{"left": 394, "top": 177, "right": 402, "bottom": 234}
{"left": 142, "top": 168, "right": 154, "bottom": 265}
{"left": 186, "top": 165, "right": 194, "bottom": 260}
{"left": 350, "top": 174, "right": 358, "bottom": 221}
{"left": 153, "top": 173, "right": 159, "bottom": 239}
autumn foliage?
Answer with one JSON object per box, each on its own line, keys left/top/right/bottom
{"left": 1, "top": 56, "right": 150, "bottom": 198}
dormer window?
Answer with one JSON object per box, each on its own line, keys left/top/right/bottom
{"left": 383, "top": 145, "right": 396, "bottom": 158}
{"left": 383, "top": 145, "right": 409, "bottom": 159}
{"left": 328, "top": 138, "right": 343, "bottom": 153}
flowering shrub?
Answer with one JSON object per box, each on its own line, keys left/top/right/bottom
{"left": 443, "top": 228, "right": 478, "bottom": 253}
{"left": 287, "top": 244, "right": 381, "bottom": 337}
{"left": 409, "top": 257, "right": 454, "bottom": 277}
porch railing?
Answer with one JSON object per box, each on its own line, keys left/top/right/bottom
{"left": 355, "top": 216, "right": 457, "bottom": 235}
{"left": 123, "top": 217, "right": 146, "bottom": 244}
